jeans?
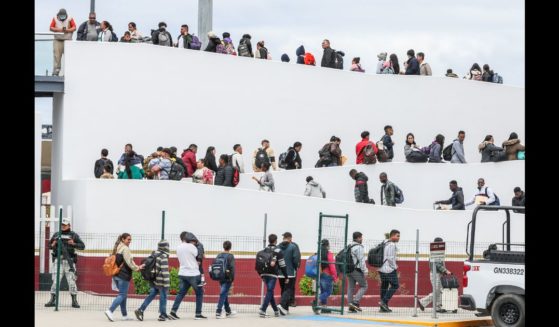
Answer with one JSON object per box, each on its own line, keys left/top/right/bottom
{"left": 260, "top": 276, "right": 278, "bottom": 312}
{"left": 379, "top": 270, "right": 399, "bottom": 305}
{"left": 171, "top": 275, "right": 204, "bottom": 314}
{"left": 139, "top": 286, "right": 168, "bottom": 315}
{"left": 109, "top": 277, "right": 130, "bottom": 316}
{"left": 279, "top": 277, "right": 296, "bottom": 309}
{"left": 319, "top": 273, "right": 333, "bottom": 305}
{"left": 216, "top": 281, "right": 232, "bottom": 314}
{"left": 347, "top": 270, "right": 368, "bottom": 305}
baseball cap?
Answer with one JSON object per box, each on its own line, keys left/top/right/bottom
{"left": 61, "top": 218, "right": 71, "bottom": 225}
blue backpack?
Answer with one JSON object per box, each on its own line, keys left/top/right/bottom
{"left": 305, "top": 254, "right": 318, "bottom": 278}
{"left": 190, "top": 35, "right": 202, "bottom": 50}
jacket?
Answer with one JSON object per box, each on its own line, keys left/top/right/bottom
{"left": 231, "top": 152, "right": 244, "bottom": 173}
{"left": 438, "top": 187, "right": 465, "bottom": 210}
{"left": 238, "top": 38, "right": 253, "bottom": 57}
{"left": 77, "top": 20, "right": 100, "bottom": 41}
{"left": 356, "top": 139, "right": 378, "bottom": 164}
{"left": 512, "top": 192, "right": 525, "bottom": 213}
{"left": 284, "top": 147, "right": 301, "bottom": 170}
{"left": 296, "top": 45, "right": 305, "bottom": 64}
{"left": 429, "top": 142, "right": 442, "bottom": 163}
{"left": 381, "top": 180, "right": 396, "bottom": 206}
{"left": 354, "top": 172, "right": 372, "bottom": 203}
{"left": 260, "top": 245, "right": 288, "bottom": 278}
{"left": 321, "top": 250, "right": 338, "bottom": 282}
{"left": 115, "top": 242, "right": 141, "bottom": 281}
{"left": 502, "top": 139, "right": 525, "bottom": 160}
{"left": 204, "top": 37, "right": 221, "bottom": 52}
{"left": 419, "top": 62, "right": 432, "bottom": 76}
{"left": 305, "top": 180, "right": 326, "bottom": 198}
{"left": 218, "top": 252, "right": 236, "bottom": 281}
{"left": 49, "top": 229, "right": 86, "bottom": 261}
{"left": 405, "top": 57, "right": 420, "bottom": 75}
{"left": 349, "top": 242, "right": 368, "bottom": 273}
{"left": 94, "top": 157, "right": 114, "bottom": 178}
{"left": 214, "top": 165, "right": 233, "bottom": 187}
{"left": 321, "top": 47, "right": 336, "bottom": 68}
{"left": 379, "top": 240, "right": 398, "bottom": 273}
{"left": 151, "top": 29, "right": 173, "bottom": 46}
{"left": 277, "top": 241, "right": 301, "bottom": 277}
{"left": 259, "top": 170, "right": 275, "bottom": 192}
{"left": 153, "top": 240, "right": 170, "bottom": 288}
{"left": 181, "top": 149, "right": 197, "bottom": 177}
{"left": 479, "top": 142, "right": 505, "bottom": 162}
{"left": 451, "top": 139, "right": 466, "bottom": 163}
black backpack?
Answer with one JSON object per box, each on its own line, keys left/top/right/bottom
{"left": 335, "top": 51, "right": 345, "bottom": 69}
{"left": 367, "top": 241, "right": 387, "bottom": 268}
{"left": 94, "top": 158, "right": 111, "bottom": 178}
{"left": 168, "top": 162, "right": 185, "bottom": 180}
{"left": 255, "top": 247, "right": 275, "bottom": 275}
{"left": 442, "top": 143, "right": 453, "bottom": 161}
{"left": 140, "top": 252, "right": 162, "bottom": 282}
{"left": 335, "top": 244, "right": 357, "bottom": 275}
{"left": 254, "top": 148, "right": 270, "bottom": 170}
{"left": 393, "top": 183, "right": 404, "bottom": 204}
{"left": 209, "top": 253, "right": 229, "bottom": 281}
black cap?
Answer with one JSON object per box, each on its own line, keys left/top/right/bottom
{"left": 434, "top": 237, "right": 443, "bottom": 242}
{"left": 514, "top": 187, "right": 522, "bottom": 193}
{"left": 321, "top": 239, "right": 329, "bottom": 246}
{"left": 282, "top": 232, "right": 292, "bottom": 238}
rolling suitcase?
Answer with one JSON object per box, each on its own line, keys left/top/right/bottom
{"left": 441, "top": 288, "right": 458, "bottom": 313}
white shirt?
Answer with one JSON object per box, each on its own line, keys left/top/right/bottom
{"left": 176, "top": 242, "right": 200, "bottom": 276}
{"left": 379, "top": 241, "right": 398, "bottom": 273}
{"left": 232, "top": 152, "right": 245, "bottom": 173}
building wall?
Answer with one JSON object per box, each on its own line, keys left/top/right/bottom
{"left": 62, "top": 42, "right": 524, "bottom": 179}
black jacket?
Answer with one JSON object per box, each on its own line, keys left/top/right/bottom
{"left": 151, "top": 29, "right": 173, "bottom": 46}
{"left": 238, "top": 38, "right": 253, "bottom": 57}
{"left": 321, "top": 47, "right": 336, "bottom": 68}
{"left": 94, "top": 158, "right": 114, "bottom": 178}
{"left": 204, "top": 37, "right": 221, "bottom": 52}
{"left": 405, "top": 57, "right": 420, "bottom": 75}
{"left": 214, "top": 165, "right": 234, "bottom": 187}
{"left": 438, "top": 187, "right": 465, "bottom": 210}
{"left": 115, "top": 253, "right": 134, "bottom": 281}
{"left": 49, "top": 230, "right": 86, "bottom": 261}
{"left": 296, "top": 45, "right": 305, "bottom": 64}
{"left": 354, "top": 172, "right": 373, "bottom": 204}
{"left": 285, "top": 148, "right": 302, "bottom": 170}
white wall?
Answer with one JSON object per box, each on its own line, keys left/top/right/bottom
{"left": 238, "top": 161, "right": 524, "bottom": 209}
{"left": 56, "top": 179, "right": 524, "bottom": 253}
{"left": 62, "top": 42, "right": 524, "bottom": 179}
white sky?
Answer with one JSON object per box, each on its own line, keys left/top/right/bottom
{"left": 35, "top": 0, "right": 524, "bottom": 124}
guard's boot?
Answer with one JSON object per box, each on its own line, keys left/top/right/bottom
{"left": 45, "top": 294, "right": 56, "bottom": 307}
{"left": 71, "top": 294, "right": 80, "bottom": 308}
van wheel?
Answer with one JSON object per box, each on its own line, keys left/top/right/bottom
{"left": 491, "top": 294, "right": 525, "bottom": 327}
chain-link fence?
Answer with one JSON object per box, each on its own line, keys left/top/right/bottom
{"left": 35, "top": 228, "right": 503, "bottom": 319}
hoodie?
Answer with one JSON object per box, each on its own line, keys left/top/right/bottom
{"left": 502, "top": 139, "right": 525, "bottom": 161}
{"left": 277, "top": 241, "right": 301, "bottom": 277}
{"left": 305, "top": 180, "right": 326, "bottom": 198}
{"left": 154, "top": 240, "right": 170, "bottom": 288}
{"left": 296, "top": 45, "right": 305, "bottom": 64}
{"left": 354, "top": 172, "right": 372, "bottom": 203}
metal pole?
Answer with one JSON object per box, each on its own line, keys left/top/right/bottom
{"left": 90, "top": 0, "right": 95, "bottom": 13}
{"left": 260, "top": 213, "right": 267, "bottom": 306}
{"left": 413, "top": 229, "right": 419, "bottom": 317}
{"left": 340, "top": 214, "right": 349, "bottom": 315}
{"left": 198, "top": 0, "right": 213, "bottom": 50}
{"left": 161, "top": 210, "right": 166, "bottom": 240}
{"left": 39, "top": 206, "right": 46, "bottom": 273}
{"left": 314, "top": 213, "right": 323, "bottom": 311}
{"left": 431, "top": 261, "right": 437, "bottom": 319}
{"left": 54, "top": 208, "right": 63, "bottom": 311}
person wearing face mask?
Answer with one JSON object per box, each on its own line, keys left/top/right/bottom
{"left": 49, "top": 8, "right": 77, "bottom": 76}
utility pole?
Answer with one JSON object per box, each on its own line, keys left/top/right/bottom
{"left": 198, "top": 0, "right": 213, "bottom": 50}
{"left": 90, "top": 0, "right": 95, "bottom": 13}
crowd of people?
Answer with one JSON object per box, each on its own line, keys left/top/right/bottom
{"left": 49, "top": 8, "right": 503, "bottom": 82}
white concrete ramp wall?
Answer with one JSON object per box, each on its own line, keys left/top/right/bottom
{"left": 62, "top": 42, "right": 524, "bottom": 179}
{"left": 238, "top": 161, "right": 524, "bottom": 209}
{"left": 58, "top": 179, "right": 524, "bottom": 253}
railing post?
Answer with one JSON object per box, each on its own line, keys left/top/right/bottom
{"left": 54, "top": 208, "right": 63, "bottom": 311}
{"left": 413, "top": 229, "right": 419, "bottom": 317}
{"left": 260, "top": 213, "right": 267, "bottom": 306}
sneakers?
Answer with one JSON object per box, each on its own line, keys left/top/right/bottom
{"left": 349, "top": 302, "right": 362, "bottom": 312}
{"left": 348, "top": 307, "right": 357, "bottom": 313}
{"left": 169, "top": 312, "right": 180, "bottom": 320}
{"left": 321, "top": 308, "right": 332, "bottom": 314}
{"left": 158, "top": 315, "right": 167, "bottom": 321}
{"left": 216, "top": 313, "right": 227, "bottom": 319}
{"left": 278, "top": 305, "right": 288, "bottom": 315}
{"left": 417, "top": 300, "right": 425, "bottom": 312}
{"left": 274, "top": 311, "right": 280, "bottom": 317}
{"left": 198, "top": 280, "right": 207, "bottom": 287}
{"left": 194, "top": 314, "right": 208, "bottom": 320}
{"left": 436, "top": 309, "right": 447, "bottom": 313}
{"left": 104, "top": 310, "right": 115, "bottom": 322}
{"left": 259, "top": 310, "right": 269, "bottom": 318}
{"left": 379, "top": 301, "right": 392, "bottom": 312}
{"left": 226, "top": 311, "right": 237, "bottom": 317}
{"left": 134, "top": 309, "right": 144, "bottom": 321}
{"left": 289, "top": 300, "right": 297, "bottom": 307}
{"left": 121, "top": 316, "right": 134, "bottom": 321}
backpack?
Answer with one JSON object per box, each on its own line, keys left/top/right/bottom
{"left": 393, "top": 183, "right": 404, "bottom": 204}
{"left": 407, "top": 150, "right": 429, "bottom": 163}
{"left": 420, "top": 144, "right": 432, "bottom": 155}
{"left": 362, "top": 143, "right": 377, "bottom": 164}
{"left": 143, "top": 155, "right": 155, "bottom": 179}
{"left": 216, "top": 43, "right": 227, "bottom": 54}
{"left": 334, "top": 51, "right": 344, "bottom": 69}
{"left": 95, "top": 158, "right": 112, "bottom": 178}
{"left": 278, "top": 151, "right": 288, "bottom": 169}
{"left": 190, "top": 35, "right": 202, "bottom": 50}
{"left": 228, "top": 153, "right": 240, "bottom": 187}
{"left": 140, "top": 252, "right": 162, "bottom": 282}
{"left": 305, "top": 254, "right": 318, "bottom": 278}
{"left": 442, "top": 143, "right": 454, "bottom": 161}
{"left": 110, "top": 31, "right": 118, "bottom": 42}
{"left": 376, "top": 141, "right": 389, "bottom": 162}
{"left": 238, "top": 40, "right": 250, "bottom": 57}
{"left": 484, "top": 188, "right": 501, "bottom": 206}
{"left": 168, "top": 161, "right": 185, "bottom": 181}
{"left": 367, "top": 241, "right": 387, "bottom": 268}
{"left": 102, "top": 254, "right": 123, "bottom": 276}
{"left": 254, "top": 148, "right": 270, "bottom": 169}
{"left": 255, "top": 247, "right": 275, "bottom": 275}
{"left": 335, "top": 244, "right": 357, "bottom": 275}
{"left": 158, "top": 31, "right": 171, "bottom": 46}
{"left": 492, "top": 73, "right": 503, "bottom": 84}
{"left": 209, "top": 253, "right": 229, "bottom": 281}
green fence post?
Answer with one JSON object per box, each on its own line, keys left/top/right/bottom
{"left": 314, "top": 212, "right": 323, "bottom": 312}
{"left": 54, "top": 207, "right": 62, "bottom": 311}
{"left": 340, "top": 213, "right": 349, "bottom": 315}
{"left": 161, "top": 210, "right": 166, "bottom": 240}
